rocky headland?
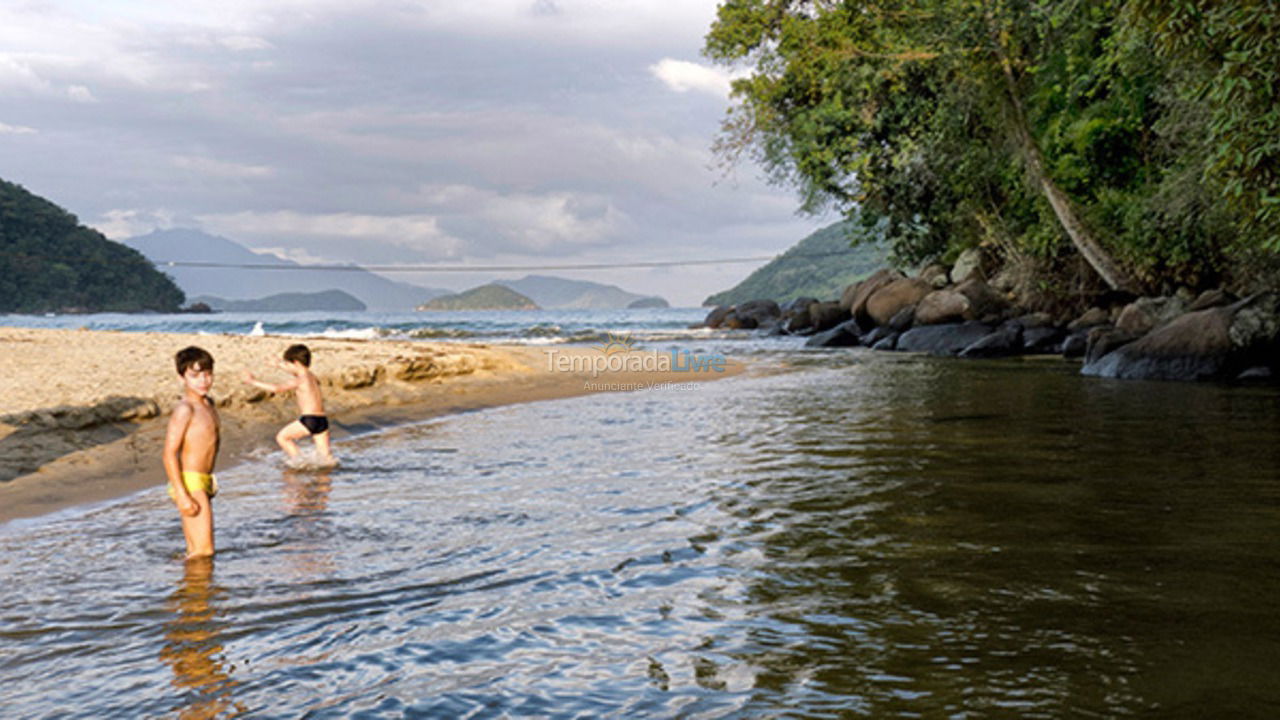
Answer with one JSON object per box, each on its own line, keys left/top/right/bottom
{"left": 701, "top": 248, "right": 1280, "bottom": 383}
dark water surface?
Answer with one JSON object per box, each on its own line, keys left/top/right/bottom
{"left": 4, "top": 351, "right": 1280, "bottom": 718}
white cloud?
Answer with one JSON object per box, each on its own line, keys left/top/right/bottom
{"left": 415, "top": 184, "right": 626, "bottom": 252}
{"left": 93, "top": 208, "right": 176, "bottom": 239}
{"left": 249, "top": 246, "right": 343, "bottom": 265}
{"left": 0, "top": 121, "right": 37, "bottom": 134}
{"left": 650, "top": 58, "right": 739, "bottom": 98}
{"left": 66, "top": 84, "right": 95, "bottom": 102}
{"left": 197, "top": 210, "right": 466, "bottom": 257}
{"left": 218, "top": 34, "right": 273, "bottom": 51}
{"left": 172, "top": 154, "right": 274, "bottom": 179}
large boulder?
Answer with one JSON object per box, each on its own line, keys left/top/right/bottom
{"left": 865, "top": 278, "right": 932, "bottom": 327}
{"left": 703, "top": 305, "right": 732, "bottom": 328}
{"left": 897, "top": 321, "right": 997, "bottom": 356}
{"left": 724, "top": 299, "right": 781, "bottom": 330}
{"left": 1081, "top": 293, "right": 1280, "bottom": 381}
{"left": 1115, "top": 296, "right": 1187, "bottom": 336}
{"left": 959, "top": 324, "right": 1025, "bottom": 359}
{"left": 1188, "top": 288, "right": 1236, "bottom": 312}
{"left": 1022, "top": 326, "right": 1067, "bottom": 354}
{"left": 846, "top": 268, "right": 904, "bottom": 319}
{"left": 954, "top": 278, "right": 1010, "bottom": 321}
{"left": 804, "top": 319, "right": 862, "bottom": 348}
{"left": 781, "top": 297, "right": 819, "bottom": 333}
{"left": 1084, "top": 326, "right": 1139, "bottom": 365}
{"left": 915, "top": 289, "right": 970, "bottom": 325}
{"left": 808, "top": 301, "right": 849, "bottom": 333}
{"left": 918, "top": 264, "right": 950, "bottom": 288}
{"left": 950, "top": 247, "right": 991, "bottom": 283}
{"left": 1068, "top": 307, "right": 1110, "bottom": 331}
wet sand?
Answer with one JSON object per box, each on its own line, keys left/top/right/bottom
{"left": 0, "top": 327, "right": 741, "bottom": 524}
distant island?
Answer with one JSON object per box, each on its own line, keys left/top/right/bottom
{"left": 192, "top": 289, "right": 367, "bottom": 312}
{"left": 494, "top": 275, "right": 667, "bottom": 310}
{"left": 418, "top": 284, "right": 540, "bottom": 311}
{"left": 0, "top": 178, "right": 184, "bottom": 314}
{"left": 704, "top": 220, "right": 888, "bottom": 306}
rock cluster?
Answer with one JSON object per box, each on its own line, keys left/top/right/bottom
{"left": 699, "top": 259, "right": 1280, "bottom": 383}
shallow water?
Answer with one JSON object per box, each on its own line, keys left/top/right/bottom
{"left": 4, "top": 350, "right": 1280, "bottom": 718}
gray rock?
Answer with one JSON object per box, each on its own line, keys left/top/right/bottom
{"left": 954, "top": 278, "right": 1010, "bottom": 321}
{"left": 1060, "top": 331, "right": 1088, "bottom": 358}
{"left": 703, "top": 305, "right": 732, "bottom": 328}
{"left": 809, "top": 301, "right": 849, "bottom": 333}
{"left": 781, "top": 297, "right": 819, "bottom": 333}
{"left": 951, "top": 247, "right": 986, "bottom": 283}
{"left": 804, "top": 319, "right": 862, "bottom": 348}
{"left": 1084, "top": 326, "right": 1138, "bottom": 365}
{"left": 1081, "top": 293, "right": 1280, "bottom": 381}
{"left": 887, "top": 305, "right": 916, "bottom": 332}
{"left": 1068, "top": 307, "right": 1110, "bottom": 331}
{"left": 1115, "top": 296, "right": 1187, "bottom": 336}
{"left": 960, "top": 324, "right": 1025, "bottom": 358}
{"left": 918, "top": 263, "right": 950, "bottom": 288}
{"left": 871, "top": 333, "right": 899, "bottom": 351}
{"left": 1022, "top": 326, "right": 1066, "bottom": 354}
{"left": 897, "top": 321, "right": 996, "bottom": 356}
{"left": 1188, "top": 288, "right": 1236, "bottom": 312}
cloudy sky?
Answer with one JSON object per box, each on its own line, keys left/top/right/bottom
{"left": 0, "top": 0, "right": 829, "bottom": 306}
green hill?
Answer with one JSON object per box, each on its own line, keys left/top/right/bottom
{"left": 704, "top": 220, "right": 889, "bottom": 306}
{"left": 417, "top": 284, "right": 540, "bottom": 311}
{"left": 0, "top": 179, "right": 184, "bottom": 313}
{"left": 192, "top": 289, "right": 367, "bottom": 312}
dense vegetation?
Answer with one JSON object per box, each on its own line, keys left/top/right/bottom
{"left": 706, "top": 0, "right": 1280, "bottom": 305}
{"left": 0, "top": 179, "right": 184, "bottom": 313}
{"left": 705, "top": 219, "right": 887, "bottom": 305}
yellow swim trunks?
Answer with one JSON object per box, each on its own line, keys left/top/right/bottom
{"left": 168, "top": 471, "right": 219, "bottom": 500}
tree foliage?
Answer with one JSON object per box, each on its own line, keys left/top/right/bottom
{"left": 0, "top": 178, "right": 185, "bottom": 313}
{"left": 706, "top": 0, "right": 1280, "bottom": 295}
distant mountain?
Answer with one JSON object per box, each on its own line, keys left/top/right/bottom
{"left": 123, "top": 228, "right": 450, "bottom": 311}
{"left": 704, "top": 220, "right": 889, "bottom": 306}
{"left": 494, "top": 275, "right": 667, "bottom": 310}
{"left": 417, "top": 284, "right": 539, "bottom": 311}
{"left": 0, "top": 178, "right": 184, "bottom": 313}
{"left": 192, "top": 289, "right": 366, "bottom": 312}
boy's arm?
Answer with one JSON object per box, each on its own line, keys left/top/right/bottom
{"left": 243, "top": 370, "right": 300, "bottom": 394}
{"left": 164, "top": 403, "right": 199, "bottom": 517}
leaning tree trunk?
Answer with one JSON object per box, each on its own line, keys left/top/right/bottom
{"left": 993, "top": 33, "right": 1138, "bottom": 293}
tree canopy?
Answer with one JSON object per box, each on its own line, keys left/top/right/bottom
{"left": 706, "top": 0, "right": 1280, "bottom": 298}
{"left": 0, "top": 178, "right": 185, "bottom": 313}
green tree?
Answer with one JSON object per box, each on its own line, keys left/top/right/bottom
{"left": 706, "top": 0, "right": 1150, "bottom": 290}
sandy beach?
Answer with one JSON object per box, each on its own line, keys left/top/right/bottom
{"left": 0, "top": 327, "right": 740, "bottom": 523}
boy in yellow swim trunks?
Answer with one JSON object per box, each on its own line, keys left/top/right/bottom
{"left": 164, "top": 346, "right": 221, "bottom": 559}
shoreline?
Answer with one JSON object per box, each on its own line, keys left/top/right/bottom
{"left": 0, "top": 328, "right": 742, "bottom": 525}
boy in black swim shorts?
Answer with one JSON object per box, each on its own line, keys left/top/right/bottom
{"left": 244, "top": 344, "right": 335, "bottom": 465}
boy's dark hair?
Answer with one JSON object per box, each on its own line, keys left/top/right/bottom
{"left": 175, "top": 346, "right": 214, "bottom": 375}
{"left": 283, "top": 344, "right": 312, "bottom": 367}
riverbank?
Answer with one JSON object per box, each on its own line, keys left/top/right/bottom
{"left": 0, "top": 327, "right": 741, "bottom": 524}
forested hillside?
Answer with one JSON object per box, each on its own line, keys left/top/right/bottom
{"left": 706, "top": 1, "right": 1280, "bottom": 304}
{"left": 0, "top": 179, "right": 184, "bottom": 313}
{"left": 705, "top": 220, "right": 887, "bottom": 305}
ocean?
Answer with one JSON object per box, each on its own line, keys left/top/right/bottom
{"left": 4, "top": 308, "right": 1280, "bottom": 717}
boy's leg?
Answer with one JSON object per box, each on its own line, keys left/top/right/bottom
{"left": 276, "top": 420, "right": 309, "bottom": 458}
{"left": 314, "top": 430, "right": 334, "bottom": 462}
{"left": 180, "top": 491, "right": 214, "bottom": 558}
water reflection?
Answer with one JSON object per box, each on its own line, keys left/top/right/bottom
{"left": 159, "top": 557, "right": 241, "bottom": 719}
{"left": 279, "top": 470, "right": 335, "bottom": 579}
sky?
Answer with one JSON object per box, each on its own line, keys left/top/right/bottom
{"left": 0, "top": 0, "right": 830, "bottom": 306}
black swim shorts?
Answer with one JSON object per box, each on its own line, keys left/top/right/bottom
{"left": 299, "top": 415, "right": 329, "bottom": 434}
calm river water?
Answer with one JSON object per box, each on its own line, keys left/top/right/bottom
{"left": 4, "top": 347, "right": 1280, "bottom": 718}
